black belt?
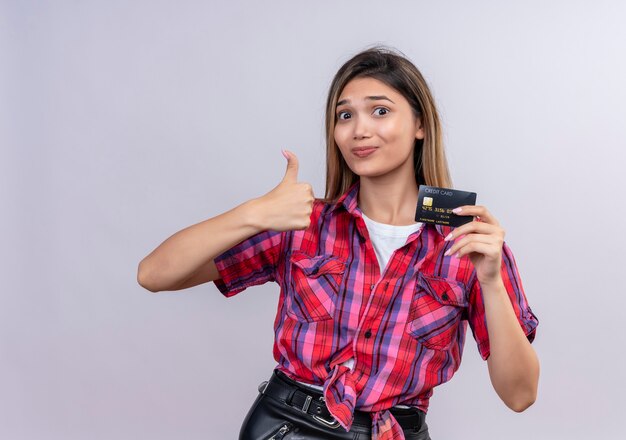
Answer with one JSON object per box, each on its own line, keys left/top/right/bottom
{"left": 259, "top": 368, "right": 425, "bottom": 431}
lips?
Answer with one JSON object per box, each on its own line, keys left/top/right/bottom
{"left": 351, "top": 147, "right": 378, "bottom": 157}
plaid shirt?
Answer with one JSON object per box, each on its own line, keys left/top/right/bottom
{"left": 213, "top": 179, "right": 539, "bottom": 439}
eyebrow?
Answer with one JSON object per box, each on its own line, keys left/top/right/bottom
{"left": 336, "top": 95, "right": 395, "bottom": 107}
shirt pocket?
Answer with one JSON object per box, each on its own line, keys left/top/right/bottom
{"left": 286, "top": 251, "right": 346, "bottom": 323}
{"left": 405, "top": 272, "right": 469, "bottom": 350}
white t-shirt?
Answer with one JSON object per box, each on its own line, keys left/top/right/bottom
{"left": 295, "top": 212, "right": 423, "bottom": 405}
{"left": 360, "top": 211, "right": 424, "bottom": 276}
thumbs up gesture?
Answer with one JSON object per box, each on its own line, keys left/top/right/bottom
{"left": 254, "top": 149, "right": 315, "bottom": 232}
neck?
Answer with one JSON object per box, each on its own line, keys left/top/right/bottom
{"left": 357, "top": 174, "right": 419, "bottom": 226}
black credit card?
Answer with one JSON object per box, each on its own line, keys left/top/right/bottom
{"left": 415, "top": 185, "right": 477, "bottom": 227}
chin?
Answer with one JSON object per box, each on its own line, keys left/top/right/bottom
{"left": 351, "top": 166, "right": 387, "bottom": 178}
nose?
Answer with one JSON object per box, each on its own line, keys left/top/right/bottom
{"left": 352, "top": 114, "right": 372, "bottom": 140}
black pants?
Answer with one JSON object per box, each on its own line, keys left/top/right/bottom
{"left": 239, "top": 369, "right": 431, "bottom": 439}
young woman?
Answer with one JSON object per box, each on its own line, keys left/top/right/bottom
{"left": 138, "top": 46, "right": 540, "bottom": 440}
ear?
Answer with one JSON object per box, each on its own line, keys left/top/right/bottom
{"left": 415, "top": 117, "right": 425, "bottom": 140}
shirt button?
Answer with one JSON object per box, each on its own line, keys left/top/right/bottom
{"left": 364, "top": 329, "right": 372, "bottom": 339}
{"left": 442, "top": 293, "right": 449, "bottom": 301}
{"left": 370, "top": 284, "right": 375, "bottom": 290}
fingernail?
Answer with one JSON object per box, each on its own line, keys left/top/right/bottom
{"left": 281, "top": 149, "right": 290, "bottom": 160}
{"left": 452, "top": 207, "right": 462, "bottom": 214}
{"left": 444, "top": 233, "right": 453, "bottom": 241}
{"left": 444, "top": 248, "right": 452, "bottom": 256}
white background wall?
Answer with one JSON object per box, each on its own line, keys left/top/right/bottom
{"left": 2, "top": 1, "right": 625, "bottom": 439}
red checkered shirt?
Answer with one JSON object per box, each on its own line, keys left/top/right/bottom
{"left": 213, "top": 179, "right": 539, "bottom": 439}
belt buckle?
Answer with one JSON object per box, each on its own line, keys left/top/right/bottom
{"left": 312, "top": 396, "right": 341, "bottom": 429}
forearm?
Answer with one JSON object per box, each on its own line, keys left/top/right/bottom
{"left": 137, "top": 198, "right": 264, "bottom": 292}
{"left": 482, "top": 278, "right": 539, "bottom": 412}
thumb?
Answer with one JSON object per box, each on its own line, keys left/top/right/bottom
{"left": 281, "top": 149, "right": 299, "bottom": 183}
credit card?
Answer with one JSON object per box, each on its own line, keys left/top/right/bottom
{"left": 415, "top": 185, "right": 477, "bottom": 227}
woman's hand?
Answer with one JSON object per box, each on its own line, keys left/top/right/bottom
{"left": 443, "top": 205, "right": 505, "bottom": 286}
{"left": 252, "top": 149, "right": 315, "bottom": 232}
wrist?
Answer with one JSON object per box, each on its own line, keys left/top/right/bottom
{"left": 240, "top": 197, "right": 268, "bottom": 232}
{"left": 478, "top": 275, "right": 505, "bottom": 293}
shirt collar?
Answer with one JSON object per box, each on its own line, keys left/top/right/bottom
{"left": 325, "top": 179, "right": 360, "bottom": 217}
{"left": 324, "top": 179, "right": 447, "bottom": 237}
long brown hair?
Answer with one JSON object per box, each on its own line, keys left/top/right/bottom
{"left": 321, "top": 45, "right": 452, "bottom": 203}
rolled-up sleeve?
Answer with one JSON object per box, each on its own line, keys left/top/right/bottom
{"left": 467, "top": 241, "right": 539, "bottom": 360}
{"left": 212, "top": 229, "right": 283, "bottom": 298}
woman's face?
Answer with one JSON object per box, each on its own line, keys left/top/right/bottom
{"left": 334, "top": 76, "right": 424, "bottom": 178}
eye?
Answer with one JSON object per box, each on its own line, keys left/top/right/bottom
{"left": 373, "top": 107, "right": 389, "bottom": 116}
{"left": 336, "top": 110, "right": 351, "bottom": 120}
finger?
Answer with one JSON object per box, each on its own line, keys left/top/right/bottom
{"left": 305, "top": 182, "right": 315, "bottom": 199}
{"left": 452, "top": 205, "right": 499, "bottom": 226}
{"left": 444, "top": 221, "right": 500, "bottom": 241}
{"left": 281, "top": 149, "right": 299, "bottom": 183}
{"left": 444, "top": 233, "right": 497, "bottom": 256}
{"left": 456, "top": 241, "right": 499, "bottom": 259}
